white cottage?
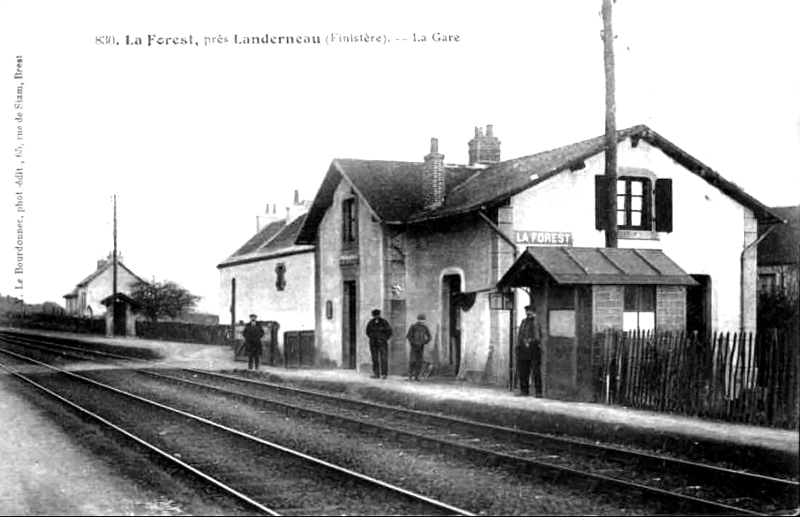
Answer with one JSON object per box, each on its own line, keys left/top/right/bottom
{"left": 63, "top": 252, "right": 144, "bottom": 317}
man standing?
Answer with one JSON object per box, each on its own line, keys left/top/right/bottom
{"left": 365, "top": 308, "right": 392, "bottom": 379}
{"left": 516, "top": 305, "right": 543, "bottom": 397}
{"left": 406, "top": 314, "right": 431, "bottom": 381}
{"left": 242, "top": 313, "right": 265, "bottom": 371}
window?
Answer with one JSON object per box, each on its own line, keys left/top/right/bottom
{"left": 617, "top": 178, "right": 651, "bottom": 229}
{"left": 758, "top": 273, "right": 778, "bottom": 294}
{"left": 623, "top": 285, "right": 655, "bottom": 332}
{"left": 275, "top": 262, "right": 286, "bottom": 291}
{"left": 595, "top": 175, "right": 673, "bottom": 234}
{"left": 342, "top": 198, "right": 358, "bottom": 248}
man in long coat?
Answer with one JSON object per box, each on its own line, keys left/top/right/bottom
{"left": 242, "top": 313, "right": 265, "bottom": 371}
{"left": 366, "top": 308, "right": 392, "bottom": 379}
{"left": 516, "top": 305, "right": 543, "bottom": 397}
{"left": 406, "top": 313, "right": 431, "bottom": 381}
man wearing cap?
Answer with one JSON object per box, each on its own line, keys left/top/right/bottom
{"left": 516, "top": 305, "right": 543, "bottom": 397}
{"left": 406, "top": 314, "right": 432, "bottom": 381}
{"left": 365, "top": 309, "right": 392, "bottom": 379}
{"left": 242, "top": 313, "right": 265, "bottom": 371}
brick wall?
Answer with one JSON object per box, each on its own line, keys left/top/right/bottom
{"left": 656, "top": 285, "right": 686, "bottom": 333}
{"left": 423, "top": 138, "right": 445, "bottom": 209}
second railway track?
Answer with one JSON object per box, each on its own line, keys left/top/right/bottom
{"left": 0, "top": 345, "right": 472, "bottom": 516}
{"left": 1, "top": 330, "right": 797, "bottom": 515}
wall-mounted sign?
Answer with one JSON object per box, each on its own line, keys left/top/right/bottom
{"left": 514, "top": 230, "right": 573, "bottom": 246}
{"left": 489, "top": 291, "right": 514, "bottom": 310}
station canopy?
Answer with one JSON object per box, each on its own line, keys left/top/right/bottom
{"left": 497, "top": 247, "right": 698, "bottom": 288}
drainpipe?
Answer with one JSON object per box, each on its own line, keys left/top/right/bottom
{"left": 740, "top": 224, "right": 778, "bottom": 334}
{"left": 479, "top": 208, "right": 519, "bottom": 390}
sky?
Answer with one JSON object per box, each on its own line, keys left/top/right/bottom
{"left": 1, "top": 0, "right": 799, "bottom": 315}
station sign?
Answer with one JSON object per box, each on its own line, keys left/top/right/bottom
{"left": 514, "top": 230, "right": 573, "bottom": 246}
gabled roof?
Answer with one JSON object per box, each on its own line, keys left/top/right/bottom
{"left": 498, "top": 247, "right": 698, "bottom": 288}
{"left": 296, "top": 159, "right": 475, "bottom": 243}
{"left": 759, "top": 205, "right": 799, "bottom": 266}
{"left": 297, "top": 124, "right": 783, "bottom": 243}
{"left": 416, "top": 125, "right": 782, "bottom": 224}
{"left": 74, "top": 261, "right": 144, "bottom": 288}
{"left": 218, "top": 213, "right": 312, "bottom": 269}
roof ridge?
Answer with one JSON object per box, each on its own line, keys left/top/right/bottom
{"left": 332, "top": 159, "right": 384, "bottom": 223}
{"left": 447, "top": 125, "right": 647, "bottom": 199}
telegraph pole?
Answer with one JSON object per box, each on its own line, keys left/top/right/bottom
{"left": 602, "top": 0, "right": 619, "bottom": 248}
{"left": 112, "top": 194, "right": 118, "bottom": 335}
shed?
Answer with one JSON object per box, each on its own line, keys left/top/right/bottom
{"left": 100, "top": 293, "right": 140, "bottom": 337}
{"left": 498, "top": 247, "right": 697, "bottom": 399}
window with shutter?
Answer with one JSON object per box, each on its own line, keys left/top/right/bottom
{"left": 595, "top": 172, "right": 672, "bottom": 237}
{"left": 616, "top": 177, "right": 652, "bottom": 230}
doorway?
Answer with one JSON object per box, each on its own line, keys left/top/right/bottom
{"left": 687, "top": 274, "right": 712, "bottom": 339}
{"left": 113, "top": 302, "right": 126, "bottom": 337}
{"left": 442, "top": 274, "right": 462, "bottom": 376}
{"left": 389, "top": 300, "right": 407, "bottom": 375}
{"left": 342, "top": 280, "right": 358, "bottom": 369}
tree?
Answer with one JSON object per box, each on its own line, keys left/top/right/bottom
{"left": 130, "top": 279, "right": 202, "bottom": 322}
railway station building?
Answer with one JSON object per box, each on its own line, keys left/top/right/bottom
{"left": 217, "top": 192, "right": 315, "bottom": 363}
{"left": 293, "top": 124, "right": 783, "bottom": 393}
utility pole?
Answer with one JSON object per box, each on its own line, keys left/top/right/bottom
{"left": 602, "top": 0, "right": 618, "bottom": 248}
{"left": 112, "top": 194, "right": 118, "bottom": 335}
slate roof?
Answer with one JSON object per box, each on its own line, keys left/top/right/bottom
{"left": 218, "top": 213, "right": 312, "bottom": 269}
{"left": 296, "top": 124, "right": 783, "bottom": 244}
{"left": 498, "top": 247, "right": 698, "bottom": 288}
{"left": 72, "top": 261, "right": 143, "bottom": 289}
{"left": 759, "top": 205, "right": 799, "bottom": 266}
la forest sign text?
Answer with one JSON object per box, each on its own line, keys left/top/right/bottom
{"left": 514, "top": 230, "right": 573, "bottom": 246}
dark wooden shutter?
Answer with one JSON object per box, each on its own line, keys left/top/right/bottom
{"left": 643, "top": 179, "right": 653, "bottom": 228}
{"left": 655, "top": 178, "right": 673, "bottom": 232}
{"left": 595, "top": 175, "right": 607, "bottom": 230}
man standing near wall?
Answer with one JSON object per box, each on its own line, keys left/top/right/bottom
{"left": 516, "top": 305, "right": 543, "bottom": 397}
{"left": 406, "top": 313, "right": 431, "bottom": 381}
{"left": 243, "top": 313, "right": 265, "bottom": 371}
{"left": 366, "top": 308, "right": 392, "bottom": 379}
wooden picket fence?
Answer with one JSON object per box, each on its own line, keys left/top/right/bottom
{"left": 597, "top": 329, "right": 799, "bottom": 429}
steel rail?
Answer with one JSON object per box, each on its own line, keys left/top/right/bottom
{"left": 182, "top": 366, "right": 800, "bottom": 487}
{"left": 136, "top": 367, "right": 770, "bottom": 516}
{"left": 0, "top": 356, "right": 279, "bottom": 516}
{"left": 3, "top": 331, "right": 795, "bottom": 487}
{"left": 3, "top": 331, "right": 794, "bottom": 514}
{"left": 0, "top": 345, "right": 474, "bottom": 517}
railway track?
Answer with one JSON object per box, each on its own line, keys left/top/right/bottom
{"left": 1, "top": 331, "right": 798, "bottom": 515}
{"left": 0, "top": 345, "right": 473, "bottom": 516}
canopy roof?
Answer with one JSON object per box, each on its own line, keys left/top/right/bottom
{"left": 498, "top": 247, "right": 698, "bottom": 288}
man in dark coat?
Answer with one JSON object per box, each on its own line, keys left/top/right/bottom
{"left": 516, "top": 305, "right": 543, "bottom": 397}
{"left": 242, "top": 313, "right": 265, "bottom": 371}
{"left": 365, "top": 308, "right": 392, "bottom": 379}
{"left": 406, "top": 313, "right": 431, "bottom": 381}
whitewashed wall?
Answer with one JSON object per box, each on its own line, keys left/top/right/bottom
{"left": 510, "top": 138, "right": 756, "bottom": 333}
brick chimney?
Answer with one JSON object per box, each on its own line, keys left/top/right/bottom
{"left": 423, "top": 137, "right": 445, "bottom": 210}
{"left": 468, "top": 124, "right": 501, "bottom": 165}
